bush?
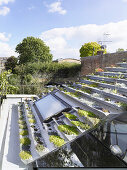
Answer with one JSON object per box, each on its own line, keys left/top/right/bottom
{"left": 36, "top": 144, "right": 45, "bottom": 152}
{"left": 19, "top": 151, "right": 32, "bottom": 160}
{"left": 28, "top": 119, "right": 36, "bottom": 124}
{"left": 58, "top": 125, "right": 79, "bottom": 135}
{"left": 49, "top": 135, "right": 65, "bottom": 147}
{"left": 20, "top": 130, "right": 28, "bottom": 136}
{"left": 20, "top": 137, "right": 31, "bottom": 145}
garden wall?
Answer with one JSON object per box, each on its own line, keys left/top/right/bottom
{"left": 81, "top": 51, "right": 127, "bottom": 76}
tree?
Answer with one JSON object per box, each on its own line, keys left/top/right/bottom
{"left": 15, "top": 36, "right": 53, "bottom": 64}
{"left": 0, "top": 70, "right": 18, "bottom": 95}
{"left": 5, "top": 56, "right": 18, "bottom": 73}
{"left": 116, "top": 48, "right": 124, "bottom": 52}
{"left": 80, "top": 42, "right": 106, "bottom": 57}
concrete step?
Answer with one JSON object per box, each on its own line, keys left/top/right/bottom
{"left": 65, "top": 85, "right": 122, "bottom": 113}
{"left": 56, "top": 89, "right": 106, "bottom": 118}
{"left": 80, "top": 79, "right": 127, "bottom": 97}
{"left": 65, "top": 83, "right": 127, "bottom": 104}
{"left": 106, "top": 67, "right": 127, "bottom": 73}
{"left": 117, "top": 62, "right": 127, "bottom": 68}
{"left": 97, "top": 71, "right": 127, "bottom": 78}
{"left": 86, "top": 75, "right": 127, "bottom": 85}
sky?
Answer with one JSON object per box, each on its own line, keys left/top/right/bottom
{"left": 0, "top": 0, "right": 127, "bottom": 59}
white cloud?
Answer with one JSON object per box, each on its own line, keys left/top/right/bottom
{"left": 0, "top": 0, "right": 14, "bottom": 6}
{"left": 122, "top": 0, "right": 127, "bottom": 2}
{"left": 0, "top": 32, "right": 11, "bottom": 41}
{"left": 0, "top": 6, "right": 10, "bottom": 16}
{"left": 0, "top": 32, "right": 17, "bottom": 57}
{"left": 46, "top": 1, "right": 67, "bottom": 15}
{"left": 0, "top": 42, "right": 16, "bottom": 57}
{"left": 40, "top": 20, "right": 127, "bottom": 60}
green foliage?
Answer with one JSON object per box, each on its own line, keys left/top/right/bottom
{"left": 58, "top": 125, "right": 79, "bottom": 135}
{"left": 78, "top": 109, "right": 100, "bottom": 125}
{"left": 80, "top": 42, "right": 107, "bottom": 57}
{"left": 36, "top": 144, "right": 45, "bottom": 152}
{"left": 112, "top": 89, "right": 117, "bottom": 94}
{"left": 81, "top": 88, "right": 92, "bottom": 94}
{"left": 117, "top": 102, "right": 127, "bottom": 110}
{"left": 19, "top": 151, "right": 32, "bottom": 160}
{"left": 20, "top": 130, "right": 28, "bottom": 136}
{"left": 89, "top": 83, "right": 99, "bottom": 88}
{"left": 65, "top": 91, "right": 81, "bottom": 98}
{"left": 18, "top": 120, "right": 26, "bottom": 125}
{"left": 27, "top": 114, "right": 35, "bottom": 118}
{"left": 0, "top": 70, "right": 19, "bottom": 95}
{"left": 49, "top": 135, "right": 65, "bottom": 147}
{"left": 28, "top": 118, "right": 36, "bottom": 124}
{"left": 116, "top": 48, "right": 124, "bottom": 52}
{"left": 19, "top": 124, "right": 27, "bottom": 129}
{"left": 5, "top": 56, "right": 18, "bottom": 73}
{"left": 78, "top": 109, "right": 97, "bottom": 118}
{"left": 20, "top": 137, "right": 31, "bottom": 145}
{"left": 16, "top": 36, "right": 53, "bottom": 64}
{"left": 64, "top": 113, "right": 77, "bottom": 120}
{"left": 71, "top": 121, "right": 90, "bottom": 130}
{"left": 19, "top": 115, "right": 24, "bottom": 120}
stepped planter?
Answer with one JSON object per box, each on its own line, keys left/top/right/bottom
{"left": 106, "top": 67, "right": 127, "bottom": 73}
{"left": 117, "top": 62, "right": 127, "bottom": 68}
{"left": 60, "top": 89, "right": 106, "bottom": 119}
{"left": 20, "top": 154, "right": 33, "bottom": 165}
{"left": 24, "top": 102, "right": 50, "bottom": 157}
{"left": 98, "top": 71, "right": 127, "bottom": 78}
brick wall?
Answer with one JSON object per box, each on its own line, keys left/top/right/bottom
{"left": 81, "top": 51, "right": 127, "bottom": 76}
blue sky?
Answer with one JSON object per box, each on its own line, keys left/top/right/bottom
{"left": 0, "top": 0, "right": 127, "bottom": 59}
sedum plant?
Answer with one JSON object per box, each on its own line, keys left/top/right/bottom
{"left": 71, "top": 121, "right": 90, "bottom": 130}
{"left": 78, "top": 109, "right": 100, "bottom": 126}
{"left": 28, "top": 118, "right": 36, "bottom": 124}
{"left": 27, "top": 114, "right": 35, "bottom": 118}
{"left": 36, "top": 144, "right": 45, "bottom": 152}
{"left": 19, "top": 124, "right": 27, "bottom": 129}
{"left": 78, "top": 109, "right": 97, "bottom": 118}
{"left": 58, "top": 125, "right": 79, "bottom": 135}
{"left": 49, "top": 135, "right": 65, "bottom": 147}
{"left": 20, "top": 137, "right": 31, "bottom": 145}
{"left": 20, "top": 130, "right": 28, "bottom": 136}
{"left": 65, "top": 92, "right": 81, "bottom": 98}
{"left": 18, "top": 120, "right": 26, "bottom": 125}
{"left": 19, "top": 151, "right": 32, "bottom": 160}
{"left": 64, "top": 113, "right": 77, "bottom": 120}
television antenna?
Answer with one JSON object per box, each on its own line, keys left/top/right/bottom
{"left": 98, "top": 33, "right": 112, "bottom": 49}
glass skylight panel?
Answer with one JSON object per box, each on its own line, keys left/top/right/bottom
{"left": 35, "top": 94, "right": 66, "bottom": 120}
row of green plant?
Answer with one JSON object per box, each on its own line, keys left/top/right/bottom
{"left": 58, "top": 124, "right": 79, "bottom": 135}
{"left": 25, "top": 101, "right": 45, "bottom": 152}
{"left": 49, "top": 135, "right": 65, "bottom": 147}
{"left": 65, "top": 91, "right": 81, "bottom": 98}
{"left": 18, "top": 104, "right": 32, "bottom": 161}
{"left": 78, "top": 109, "right": 100, "bottom": 126}
{"left": 71, "top": 121, "right": 90, "bottom": 130}
{"left": 64, "top": 112, "right": 77, "bottom": 120}
{"left": 19, "top": 151, "right": 32, "bottom": 160}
